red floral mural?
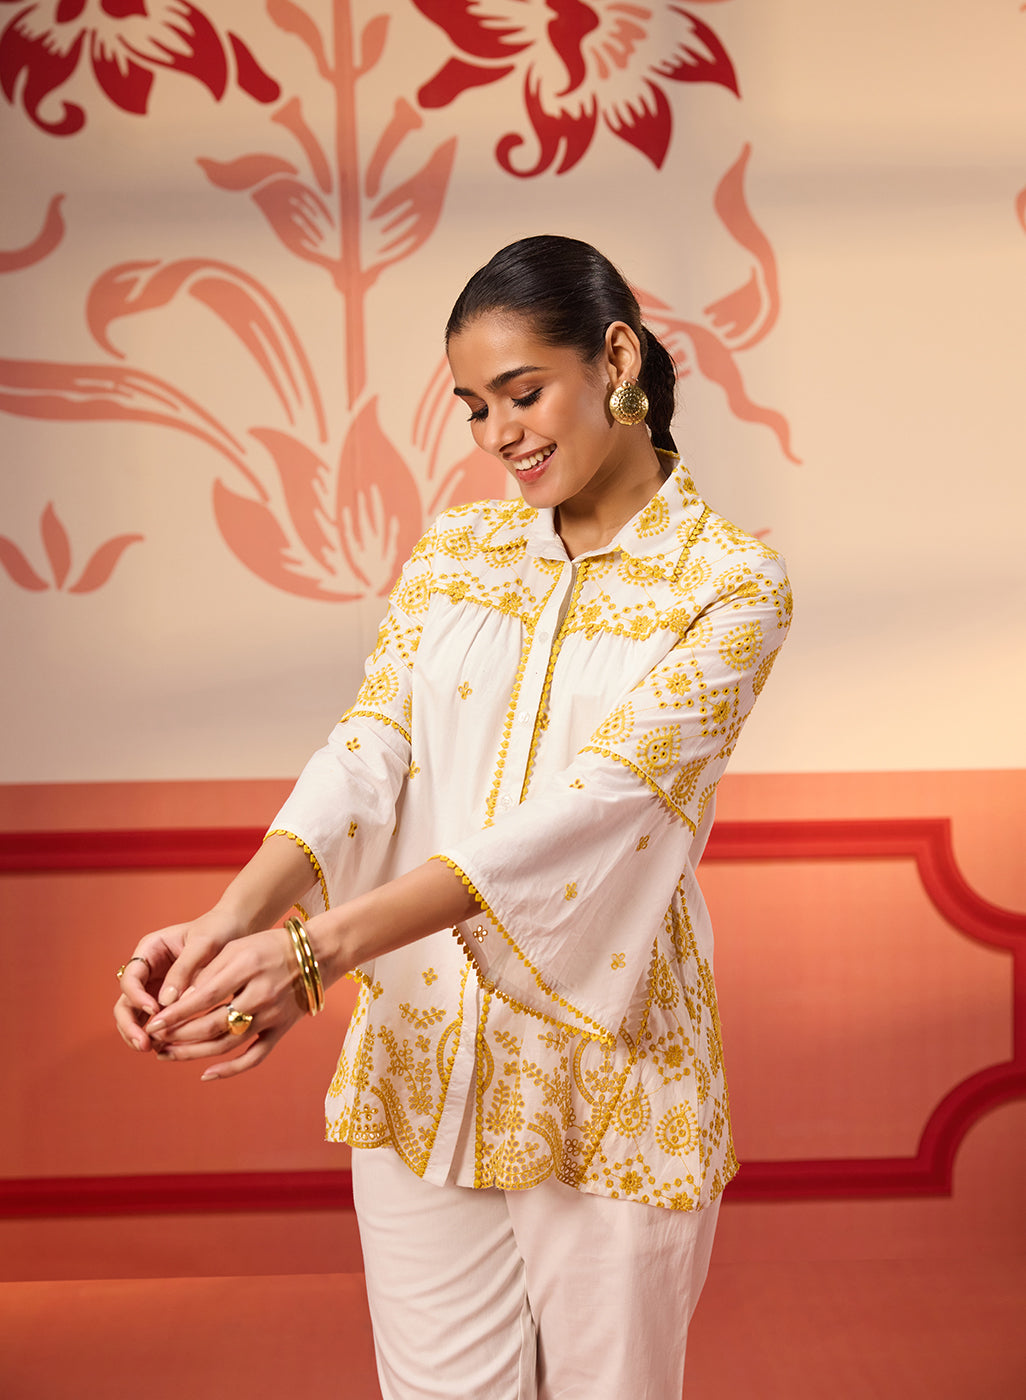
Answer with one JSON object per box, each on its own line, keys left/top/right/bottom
{"left": 0, "top": 1, "right": 795, "bottom": 601}
{"left": 0, "top": 0, "right": 279, "bottom": 135}
{"left": 414, "top": 0, "right": 738, "bottom": 174}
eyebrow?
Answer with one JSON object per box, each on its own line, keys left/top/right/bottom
{"left": 452, "top": 364, "right": 547, "bottom": 398}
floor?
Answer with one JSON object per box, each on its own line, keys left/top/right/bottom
{"left": 1, "top": 1258, "right": 1023, "bottom": 1399}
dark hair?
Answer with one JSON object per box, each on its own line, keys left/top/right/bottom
{"left": 447, "top": 235, "right": 678, "bottom": 453}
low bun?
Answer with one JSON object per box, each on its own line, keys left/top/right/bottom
{"left": 638, "top": 328, "right": 678, "bottom": 454}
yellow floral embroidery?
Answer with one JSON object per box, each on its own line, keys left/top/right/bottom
{"left": 359, "top": 665, "right": 399, "bottom": 706}
{"left": 592, "top": 703, "right": 634, "bottom": 746}
{"left": 636, "top": 493, "right": 670, "bottom": 537}
{"left": 719, "top": 621, "right": 763, "bottom": 671}
{"left": 458, "top": 681, "right": 473, "bottom": 699}
{"left": 346, "top": 737, "right": 360, "bottom": 752}
{"left": 637, "top": 726, "right": 680, "bottom": 775}
{"left": 611, "top": 952, "right": 626, "bottom": 970}
{"left": 565, "top": 882, "right": 578, "bottom": 900}
{"left": 409, "top": 761, "right": 421, "bottom": 776}
{"left": 636, "top": 835, "right": 650, "bottom": 850}
{"left": 570, "top": 778, "right": 584, "bottom": 789}
{"left": 423, "top": 968, "right": 438, "bottom": 986}
{"left": 615, "top": 1084, "right": 651, "bottom": 1136}
{"left": 655, "top": 1104, "right": 699, "bottom": 1156}
{"left": 348, "top": 821, "right": 358, "bottom": 838}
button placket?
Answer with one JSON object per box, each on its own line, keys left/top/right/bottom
{"left": 494, "top": 562, "right": 573, "bottom": 811}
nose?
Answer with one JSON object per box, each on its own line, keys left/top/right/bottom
{"left": 480, "top": 403, "right": 522, "bottom": 457}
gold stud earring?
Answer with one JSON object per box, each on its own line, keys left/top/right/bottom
{"left": 609, "top": 378, "right": 649, "bottom": 426}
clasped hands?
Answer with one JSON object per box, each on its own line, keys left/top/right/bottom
{"left": 113, "top": 908, "right": 319, "bottom": 1081}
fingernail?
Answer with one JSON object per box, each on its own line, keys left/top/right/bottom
{"left": 159, "top": 986, "right": 178, "bottom": 1006}
{"left": 201, "top": 1070, "right": 219, "bottom": 1082}
{"left": 132, "top": 1036, "right": 146, "bottom": 1052}
{"left": 149, "top": 1018, "right": 166, "bottom": 1033}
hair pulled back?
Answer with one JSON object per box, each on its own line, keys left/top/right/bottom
{"left": 447, "top": 235, "right": 678, "bottom": 453}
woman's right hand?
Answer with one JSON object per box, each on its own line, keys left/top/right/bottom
{"left": 113, "top": 907, "right": 246, "bottom": 1053}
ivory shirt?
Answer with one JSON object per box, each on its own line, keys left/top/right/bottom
{"left": 270, "top": 457, "right": 792, "bottom": 1210}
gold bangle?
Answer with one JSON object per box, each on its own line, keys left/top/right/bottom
{"left": 284, "top": 916, "right": 324, "bottom": 1016}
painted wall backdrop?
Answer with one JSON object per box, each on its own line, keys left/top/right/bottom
{"left": 1, "top": 9, "right": 1025, "bottom": 1390}
{"left": 3, "top": 0, "right": 1023, "bottom": 783}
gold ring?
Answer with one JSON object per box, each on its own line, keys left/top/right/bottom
{"left": 226, "top": 1005, "right": 254, "bottom": 1036}
{"left": 115, "top": 955, "right": 151, "bottom": 980}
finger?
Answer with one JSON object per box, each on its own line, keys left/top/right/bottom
{"left": 113, "top": 994, "right": 153, "bottom": 1052}
{"left": 148, "top": 968, "right": 237, "bottom": 1035}
{"left": 156, "top": 1004, "right": 253, "bottom": 1048}
{"left": 158, "top": 942, "right": 217, "bottom": 1007}
{"left": 199, "top": 1026, "right": 285, "bottom": 1081}
{"left": 117, "top": 956, "right": 161, "bottom": 1017}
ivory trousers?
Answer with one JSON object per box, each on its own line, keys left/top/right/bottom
{"left": 351, "top": 1147, "right": 720, "bottom": 1400}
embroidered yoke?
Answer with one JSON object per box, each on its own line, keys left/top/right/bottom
{"left": 269, "top": 458, "right": 792, "bottom": 1210}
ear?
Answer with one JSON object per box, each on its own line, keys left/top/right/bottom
{"left": 602, "top": 321, "right": 643, "bottom": 386}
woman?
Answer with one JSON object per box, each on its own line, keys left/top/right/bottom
{"left": 115, "top": 235, "right": 792, "bottom": 1399}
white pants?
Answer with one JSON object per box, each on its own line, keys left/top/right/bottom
{"left": 351, "top": 1148, "right": 720, "bottom": 1400}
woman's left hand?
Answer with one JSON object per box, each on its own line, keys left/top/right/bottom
{"left": 144, "top": 926, "right": 306, "bottom": 1080}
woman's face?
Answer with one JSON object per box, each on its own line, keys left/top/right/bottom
{"left": 447, "top": 312, "right": 630, "bottom": 511}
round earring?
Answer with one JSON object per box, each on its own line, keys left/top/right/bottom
{"left": 609, "top": 378, "right": 649, "bottom": 426}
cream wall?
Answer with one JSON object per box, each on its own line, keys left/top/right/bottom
{"left": 1, "top": 0, "right": 1025, "bottom": 782}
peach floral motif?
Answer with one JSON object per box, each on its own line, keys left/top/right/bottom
{"left": 637, "top": 144, "right": 800, "bottom": 464}
{"left": 0, "top": 195, "right": 65, "bottom": 272}
{"left": 0, "top": 502, "right": 143, "bottom": 592}
{"left": 413, "top": 0, "right": 738, "bottom": 175}
{"left": 0, "top": 0, "right": 280, "bottom": 136}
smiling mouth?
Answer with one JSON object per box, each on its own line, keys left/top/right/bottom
{"left": 512, "top": 445, "right": 555, "bottom": 474}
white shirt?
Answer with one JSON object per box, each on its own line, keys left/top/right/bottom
{"left": 270, "top": 457, "right": 791, "bottom": 1209}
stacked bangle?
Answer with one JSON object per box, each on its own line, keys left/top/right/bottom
{"left": 284, "top": 915, "right": 324, "bottom": 1016}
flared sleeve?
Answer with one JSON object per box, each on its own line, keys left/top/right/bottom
{"left": 437, "top": 547, "right": 792, "bottom": 1043}
{"left": 266, "top": 535, "right": 433, "bottom": 913}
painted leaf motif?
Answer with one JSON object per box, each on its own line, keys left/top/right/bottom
{"left": 266, "top": 0, "right": 332, "bottom": 80}
{"left": 252, "top": 178, "right": 339, "bottom": 274}
{"left": 336, "top": 401, "right": 423, "bottom": 595}
{"left": 226, "top": 33, "right": 281, "bottom": 104}
{"left": 249, "top": 428, "right": 333, "bottom": 567}
{"left": 0, "top": 537, "right": 48, "bottom": 591}
{"left": 702, "top": 145, "right": 779, "bottom": 349}
{"left": 273, "top": 98, "right": 332, "bottom": 193}
{"left": 365, "top": 98, "right": 422, "bottom": 200}
{"left": 41, "top": 502, "right": 71, "bottom": 588}
{"left": 656, "top": 11, "right": 739, "bottom": 95}
{"left": 0, "top": 357, "right": 247, "bottom": 469}
{"left": 429, "top": 449, "right": 507, "bottom": 517}
{"left": 0, "top": 195, "right": 65, "bottom": 274}
{"left": 213, "top": 480, "right": 361, "bottom": 601}
{"left": 68, "top": 533, "right": 144, "bottom": 593}
{"left": 358, "top": 15, "right": 390, "bottom": 75}
{"left": 684, "top": 323, "right": 800, "bottom": 464}
{"left": 197, "top": 153, "right": 299, "bottom": 191}
{"left": 86, "top": 260, "right": 326, "bottom": 441}
{"left": 365, "top": 139, "right": 457, "bottom": 286}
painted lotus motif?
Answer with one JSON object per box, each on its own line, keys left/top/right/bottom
{"left": 413, "top": 0, "right": 738, "bottom": 175}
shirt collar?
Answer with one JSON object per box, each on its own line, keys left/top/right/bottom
{"left": 479, "top": 454, "right": 706, "bottom": 579}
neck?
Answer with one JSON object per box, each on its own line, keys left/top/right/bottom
{"left": 556, "top": 441, "right": 671, "bottom": 560}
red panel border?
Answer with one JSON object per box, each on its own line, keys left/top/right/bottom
{"left": 2, "top": 818, "right": 1023, "bottom": 1214}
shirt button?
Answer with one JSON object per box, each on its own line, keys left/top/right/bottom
{"left": 516, "top": 710, "right": 531, "bottom": 725}
{"left": 499, "top": 794, "right": 514, "bottom": 810}
{"left": 537, "top": 631, "right": 550, "bottom": 644}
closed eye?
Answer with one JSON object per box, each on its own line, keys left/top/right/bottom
{"left": 466, "top": 386, "right": 542, "bottom": 423}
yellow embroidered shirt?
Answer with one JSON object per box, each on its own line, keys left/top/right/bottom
{"left": 269, "top": 458, "right": 791, "bottom": 1209}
